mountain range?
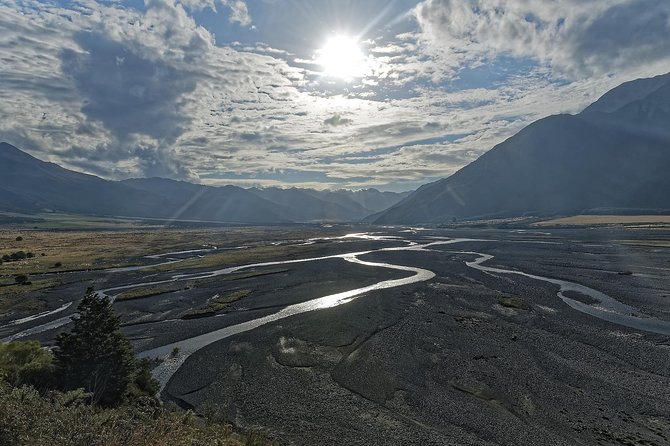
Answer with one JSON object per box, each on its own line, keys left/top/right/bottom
{"left": 373, "top": 72, "right": 670, "bottom": 224}
{"left": 0, "top": 143, "right": 409, "bottom": 223}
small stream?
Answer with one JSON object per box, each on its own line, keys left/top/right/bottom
{"left": 465, "top": 252, "right": 670, "bottom": 336}
{"left": 2, "top": 234, "right": 668, "bottom": 390}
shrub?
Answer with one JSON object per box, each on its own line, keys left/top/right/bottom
{"left": 127, "top": 358, "right": 159, "bottom": 401}
{"left": 0, "top": 341, "right": 56, "bottom": 390}
{"left": 54, "top": 262, "right": 63, "bottom": 268}
{"left": 0, "top": 381, "right": 271, "bottom": 446}
{"left": 3, "top": 251, "right": 31, "bottom": 262}
{"left": 14, "top": 274, "right": 29, "bottom": 285}
{"left": 15, "top": 236, "right": 23, "bottom": 241}
{"left": 498, "top": 296, "right": 528, "bottom": 309}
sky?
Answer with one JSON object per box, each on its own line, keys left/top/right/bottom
{"left": 1, "top": 0, "right": 669, "bottom": 192}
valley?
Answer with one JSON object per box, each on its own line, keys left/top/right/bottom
{"left": 1, "top": 224, "right": 669, "bottom": 445}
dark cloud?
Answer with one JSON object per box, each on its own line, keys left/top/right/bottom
{"left": 61, "top": 32, "right": 197, "bottom": 144}
{"left": 323, "top": 114, "right": 354, "bottom": 126}
{"left": 573, "top": 0, "right": 670, "bottom": 74}
{"left": 60, "top": 141, "right": 197, "bottom": 181}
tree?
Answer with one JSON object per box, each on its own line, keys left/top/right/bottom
{"left": 54, "top": 287, "right": 137, "bottom": 407}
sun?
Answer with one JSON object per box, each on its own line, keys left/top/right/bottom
{"left": 316, "top": 35, "right": 367, "bottom": 80}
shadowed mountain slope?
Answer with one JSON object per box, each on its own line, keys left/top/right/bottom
{"left": 373, "top": 73, "right": 670, "bottom": 224}
{"left": 0, "top": 143, "right": 408, "bottom": 223}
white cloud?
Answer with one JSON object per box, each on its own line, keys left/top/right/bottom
{"left": 221, "top": 0, "right": 251, "bottom": 26}
{"left": 413, "top": 0, "right": 670, "bottom": 79}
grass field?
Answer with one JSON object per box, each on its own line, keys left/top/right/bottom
{"left": 535, "top": 215, "right": 670, "bottom": 226}
{"left": 0, "top": 226, "right": 340, "bottom": 277}
{"left": 0, "top": 221, "right": 347, "bottom": 316}
{"left": 115, "top": 284, "right": 188, "bottom": 301}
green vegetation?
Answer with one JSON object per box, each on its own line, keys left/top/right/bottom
{"left": 0, "top": 287, "right": 276, "bottom": 445}
{"left": 0, "top": 341, "right": 55, "bottom": 389}
{"left": 116, "top": 284, "right": 186, "bottom": 301}
{"left": 0, "top": 293, "right": 44, "bottom": 314}
{"left": 225, "top": 268, "right": 289, "bottom": 281}
{"left": 0, "top": 279, "right": 62, "bottom": 304}
{"left": 497, "top": 296, "right": 528, "bottom": 309}
{"left": 150, "top": 243, "right": 324, "bottom": 272}
{"left": 14, "top": 274, "right": 29, "bottom": 285}
{"left": 183, "top": 289, "right": 252, "bottom": 319}
{"left": 0, "top": 383, "right": 273, "bottom": 446}
{"left": 2, "top": 251, "right": 35, "bottom": 262}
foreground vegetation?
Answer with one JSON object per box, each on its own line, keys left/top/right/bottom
{"left": 0, "top": 383, "right": 272, "bottom": 446}
{"left": 0, "top": 288, "right": 275, "bottom": 445}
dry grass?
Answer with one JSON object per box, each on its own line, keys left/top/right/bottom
{"left": 224, "top": 268, "right": 289, "bottom": 281}
{"left": 534, "top": 215, "right": 670, "bottom": 226}
{"left": 497, "top": 296, "right": 528, "bottom": 309}
{"left": 115, "top": 284, "right": 187, "bottom": 301}
{"left": 0, "top": 279, "right": 62, "bottom": 297}
{"left": 0, "top": 279, "right": 66, "bottom": 314}
{"left": 0, "top": 226, "right": 343, "bottom": 277}
{"left": 0, "top": 230, "right": 220, "bottom": 276}
{"left": 150, "top": 243, "right": 328, "bottom": 272}
{"left": 184, "top": 289, "right": 252, "bottom": 319}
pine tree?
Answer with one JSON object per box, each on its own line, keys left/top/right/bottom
{"left": 54, "top": 287, "right": 137, "bottom": 407}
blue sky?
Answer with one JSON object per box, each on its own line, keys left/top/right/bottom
{"left": 1, "top": 0, "right": 669, "bottom": 191}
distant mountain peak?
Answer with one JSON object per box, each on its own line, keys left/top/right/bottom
{"left": 582, "top": 72, "right": 670, "bottom": 114}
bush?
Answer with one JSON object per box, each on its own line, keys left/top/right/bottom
{"left": 0, "top": 382, "right": 273, "bottom": 446}
{"left": 54, "top": 262, "right": 63, "bottom": 268}
{"left": 0, "top": 341, "right": 56, "bottom": 390}
{"left": 2, "top": 251, "right": 34, "bottom": 262}
{"left": 15, "top": 236, "right": 23, "bottom": 241}
{"left": 14, "top": 274, "right": 29, "bottom": 285}
{"left": 498, "top": 296, "right": 528, "bottom": 309}
{"left": 127, "top": 358, "right": 159, "bottom": 401}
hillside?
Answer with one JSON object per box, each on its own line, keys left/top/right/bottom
{"left": 373, "top": 73, "right": 670, "bottom": 224}
{"left": 0, "top": 143, "right": 408, "bottom": 223}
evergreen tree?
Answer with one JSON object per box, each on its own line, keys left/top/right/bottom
{"left": 54, "top": 287, "right": 137, "bottom": 407}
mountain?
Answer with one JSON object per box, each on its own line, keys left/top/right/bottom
{"left": 248, "top": 187, "right": 412, "bottom": 222}
{"left": 372, "top": 73, "right": 670, "bottom": 224}
{"left": 304, "top": 189, "right": 412, "bottom": 215}
{"left": 0, "top": 143, "right": 408, "bottom": 223}
{"left": 0, "top": 142, "right": 172, "bottom": 218}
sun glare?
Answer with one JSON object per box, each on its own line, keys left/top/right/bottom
{"left": 316, "top": 35, "right": 367, "bottom": 80}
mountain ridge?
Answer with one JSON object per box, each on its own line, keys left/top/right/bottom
{"left": 372, "top": 72, "right": 670, "bottom": 224}
{"left": 0, "top": 142, "right": 409, "bottom": 223}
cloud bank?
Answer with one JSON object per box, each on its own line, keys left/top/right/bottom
{"left": 0, "top": 0, "right": 668, "bottom": 190}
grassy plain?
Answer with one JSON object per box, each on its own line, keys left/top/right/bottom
{"left": 535, "top": 214, "right": 670, "bottom": 226}
{"left": 0, "top": 217, "right": 349, "bottom": 317}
